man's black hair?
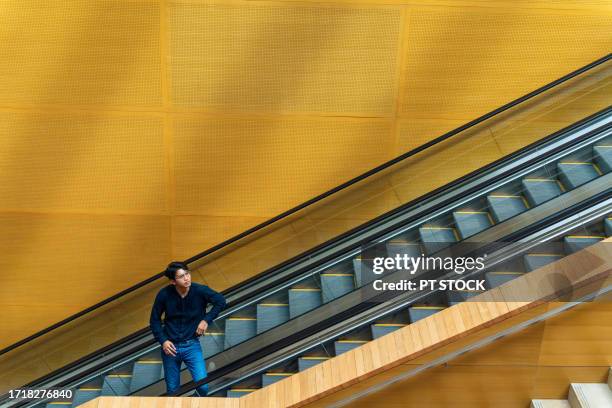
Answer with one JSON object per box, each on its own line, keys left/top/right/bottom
{"left": 164, "top": 261, "right": 189, "bottom": 280}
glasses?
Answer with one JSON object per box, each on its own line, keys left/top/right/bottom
{"left": 175, "top": 271, "right": 191, "bottom": 280}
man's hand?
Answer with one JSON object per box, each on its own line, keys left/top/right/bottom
{"left": 196, "top": 320, "right": 208, "bottom": 336}
{"left": 162, "top": 340, "right": 177, "bottom": 357}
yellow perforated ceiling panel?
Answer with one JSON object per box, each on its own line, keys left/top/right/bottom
{"left": 0, "top": 0, "right": 162, "bottom": 106}
{"left": 169, "top": 4, "right": 401, "bottom": 114}
{"left": 173, "top": 117, "right": 394, "bottom": 216}
{"left": 0, "top": 112, "right": 167, "bottom": 212}
{"left": 172, "top": 215, "right": 267, "bottom": 260}
{"left": 400, "top": 8, "right": 612, "bottom": 120}
{"left": 0, "top": 212, "right": 171, "bottom": 345}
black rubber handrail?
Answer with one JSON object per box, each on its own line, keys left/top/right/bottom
{"left": 1, "top": 53, "right": 609, "bottom": 358}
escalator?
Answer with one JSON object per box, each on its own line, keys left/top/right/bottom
{"left": 142, "top": 113, "right": 612, "bottom": 399}
{"left": 36, "top": 108, "right": 611, "bottom": 406}
{"left": 0, "top": 54, "right": 610, "bottom": 407}
{"left": 207, "top": 211, "right": 612, "bottom": 399}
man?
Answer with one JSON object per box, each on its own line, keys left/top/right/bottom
{"left": 150, "top": 261, "right": 226, "bottom": 396}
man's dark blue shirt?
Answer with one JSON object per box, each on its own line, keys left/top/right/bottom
{"left": 150, "top": 282, "right": 226, "bottom": 345}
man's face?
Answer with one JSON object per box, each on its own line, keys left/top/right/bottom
{"left": 172, "top": 268, "right": 191, "bottom": 289}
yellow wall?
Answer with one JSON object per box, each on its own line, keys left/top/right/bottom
{"left": 0, "top": 0, "right": 610, "bottom": 347}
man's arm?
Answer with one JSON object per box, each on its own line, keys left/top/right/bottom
{"left": 201, "top": 285, "right": 227, "bottom": 325}
{"left": 149, "top": 291, "right": 169, "bottom": 345}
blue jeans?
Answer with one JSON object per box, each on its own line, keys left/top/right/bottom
{"left": 161, "top": 338, "right": 208, "bottom": 396}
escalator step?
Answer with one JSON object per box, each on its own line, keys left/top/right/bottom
{"left": 262, "top": 372, "right": 294, "bottom": 387}
{"left": 71, "top": 388, "right": 101, "bottom": 407}
{"left": 298, "top": 356, "right": 330, "bottom": 371}
{"left": 371, "top": 323, "right": 406, "bottom": 339}
{"left": 227, "top": 389, "right": 257, "bottom": 398}
{"left": 453, "top": 211, "right": 494, "bottom": 239}
{"left": 320, "top": 273, "right": 355, "bottom": 303}
{"left": 200, "top": 332, "right": 225, "bottom": 358}
{"left": 256, "top": 304, "right": 290, "bottom": 334}
{"left": 334, "top": 340, "right": 368, "bottom": 355}
{"left": 446, "top": 290, "right": 484, "bottom": 305}
{"left": 130, "top": 360, "right": 163, "bottom": 392}
{"left": 485, "top": 272, "right": 525, "bottom": 288}
{"left": 419, "top": 227, "right": 458, "bottom": 253}
{"left": 288, "top": 288, "right": 322, "bottom": 319}
{"left": 101, "top": 375, "right": 132, "bottom": 396}
{"left": 487, "top": 195, "right": 529, "bottom": 222}
{"left": 557, "top": 162, "right": 601, "bottom": 189}
{"left": 408, "top": 306, "right": 446, "bottom": 323}
{"left": 522, "top": 179, "right": 563, "bottom": 206}
{"left": 523, "top": 254, "right": 564, "bottom": 272}
{"left": 225, "top": 318, "right": 257, "bottom": 349}
{"left": 353, "top": 257, "right": 377, "bottom": 287}
{"left": 386, "top": 241, "right": 422, "bottom": 259}
{"left": 593, "top": 145, "right": 612, "bottom": 173}
{"left": 563, "top": 235, "right": 605, "bottom": 254}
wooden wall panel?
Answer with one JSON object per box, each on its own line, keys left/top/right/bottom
{"left": 344, "top": 365, "right": 539, "bottom": 408}
{"left": 537, "top": 300, "right": 612, "bottom": 367}
{"left": 531, "top": 366, "right": 611, "bottom": 400}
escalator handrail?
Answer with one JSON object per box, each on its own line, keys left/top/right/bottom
{"left": 1, "top": 53, "right": 609, "bottom": 358}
